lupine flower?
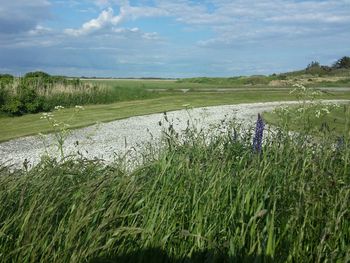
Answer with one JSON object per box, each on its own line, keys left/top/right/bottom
{"left": 232, "top": 128, "right": 238, "bottom": 142}
{"left": 253, "top": 113, "right": 265, "bottom": 153}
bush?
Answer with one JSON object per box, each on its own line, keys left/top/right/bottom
{"left": 1, "top": 98, "right": 23, "bottom": 115}
{"left": 0, "top": 74, "right": 14, "bottom": 85}
{"left": 24, "top": 71, "right": 51, "bottom": 79}
{"left": 0, "top": 85, "right": 9, "bottom": 106}
{"left": 1, "top": 83, "right": 44, "bottom": 115}
{"left": 18, "top": 85, "right": 44, "bottom": 113}
{"left": 333, "top": 56, "right": 350, "bottom": 69}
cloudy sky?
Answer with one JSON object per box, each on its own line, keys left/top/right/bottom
{"left": 0, "top": 0, "right": 349, "bottom": 77}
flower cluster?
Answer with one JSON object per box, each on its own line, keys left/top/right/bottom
{"left": 40, "top": 112, "right": 54, "bottom": 120}
{"left": 54, "top": 105, "right": 64, "bottom": 111}
{"left": 253, "top": 113, "right": 265, "bottom": 153}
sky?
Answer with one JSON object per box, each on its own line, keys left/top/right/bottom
{"left": 0, "top": 0, "right": 349, "bottom": 78}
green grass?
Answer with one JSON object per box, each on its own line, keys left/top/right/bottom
{"left": 177, "top": 76, "right": 274, "bottom": 86}
{"left": 0, "top": 120, "right": 349, "bottom": 262}
{"left": 0, "top": 90, "right": 350, "bottom": 141}
{"left": 308, "top": 78, "right": 350, "bottom": 87}
{"left": 2, "top": 90, "right": 350, "bottom": 142}
{"left": 264, "top": 103, "right": 350, "bottom": 136}
{"left": 85, "top": 77, "right": 288, "bottom": 90}
{"left": 84, "top": 79, "right": 219, "bottom": 90}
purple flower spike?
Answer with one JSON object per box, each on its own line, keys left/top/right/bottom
{"left": 253, "top": 113, "right": 265, "bottom": 153}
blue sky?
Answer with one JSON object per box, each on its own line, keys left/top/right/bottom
{"left": 0, "top": 0, "right": 349, "bottom": 77}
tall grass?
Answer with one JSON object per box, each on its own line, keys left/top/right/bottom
{"left": 0, "top": 76, "right": 158, "bottom": 116}
{"left": 0, "top": 117, "right": 349, "bottom": 262}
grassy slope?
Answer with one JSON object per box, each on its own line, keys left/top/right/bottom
{"left": 2, "top": 90, "right": 350, "bottom": 142}
{"left": 264, "top": 104, "right": 350, "bottom": 136}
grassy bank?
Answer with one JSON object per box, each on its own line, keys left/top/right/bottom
{"left": 0, "top": 118, "right": 349, "bottom": 262}
{"left": 264, "top": 102, "right": 350, "bottom": 136}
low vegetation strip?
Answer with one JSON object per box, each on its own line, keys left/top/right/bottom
{"left": 2, "top": 87, "right": 350, "bottom": 142}
{"left": 0, "top": 72, "right": 158, "bottom": 116}
{"left": 0, "top": 117, "right": 349, "bottom": 262}
{"left": 1, "top": 100, "right": 349, "bottom": 170}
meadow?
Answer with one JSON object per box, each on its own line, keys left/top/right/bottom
{"left": 0, "top": 67, "right": 350, "bottom": 262}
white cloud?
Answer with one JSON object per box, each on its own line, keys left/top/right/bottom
{"left": 64, "top": 1, "right": 166, "bottom": 36}
{"left": 265, "top": 14, "right": 350, "bottom": 23}
{"left": 64, "top": 7, "right": 124, "bottom": 36}
{"left": 156, "top": 0, "right": 350, "bottom": 48}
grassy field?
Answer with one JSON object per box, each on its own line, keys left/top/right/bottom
{"left": 0, "top": 118, "right": 349, "bottom": 262}
{"left": 2, "top": 89, "right": 350, "bottom": 142}
{"left": 85, "top": 75, "right": 350, "bottom": 90}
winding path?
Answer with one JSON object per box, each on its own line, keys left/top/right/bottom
{"left": 0, "top": 100, "right": 348, "bottom": 169}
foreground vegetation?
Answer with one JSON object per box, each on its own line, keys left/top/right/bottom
{"left": 0, "top": 114, "right": 349, "bottom": 262}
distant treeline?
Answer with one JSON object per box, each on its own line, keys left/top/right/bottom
{"left": 179, "top": 56, "right": 350, "bottom": 85}
{"left": 298, "top": 56, "right": 350, "bottom": 76}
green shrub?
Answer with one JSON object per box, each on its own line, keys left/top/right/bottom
{"left": 0, "top": 85, "right": 9, "bottom": 106}
{"left": 0, "top": 74, "right": 14, "bottom": 85}
{"left": 24, "top": 71, "right": 51, "bottom": 79}
{"left": 1, "top": 83, "right": 44, "bottom": 115}
{"left": 1, "top": 97, "right": 23, "bottom": 115}
{"left": 333, "top": 56, "right": 350, "bottom": 69}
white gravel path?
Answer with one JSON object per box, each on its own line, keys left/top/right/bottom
{"left": 0, "top": 100, "right": 348, "bottom": 169}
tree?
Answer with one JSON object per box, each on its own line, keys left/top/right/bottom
{"left": 306, "top": 61, "right": 320, "bottom": 70}
{"left": 333, "top": 56, "right": 350, "bottom": 69}
{"left": 24, "top": 71, "right": 50, "bottom": 79}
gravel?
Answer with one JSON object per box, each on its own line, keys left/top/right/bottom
{"left": 0, "top": 100, "right": 348, "bottom": 170}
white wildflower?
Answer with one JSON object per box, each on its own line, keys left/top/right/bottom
{"left": 54, "top": 105, "right": 64, "bottom": 110}
{"left": 322, "top": 108, "right": 330, "bottom": 114}
{"left": 315, "top": 110, "right": 321, "bottom": 118}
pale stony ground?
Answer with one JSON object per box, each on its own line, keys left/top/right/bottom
{"left": 0, "top": 100, "right": 348, "bottom": 170}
